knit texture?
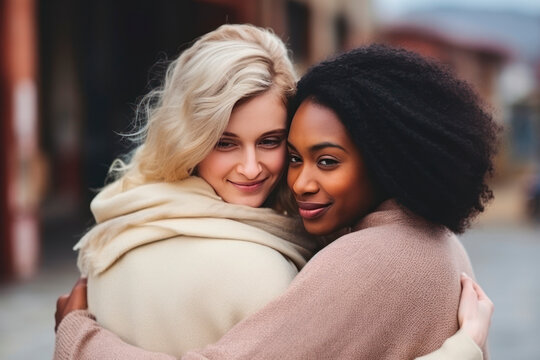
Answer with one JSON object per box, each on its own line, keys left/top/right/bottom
{"left": 183, "top": 200, "right": 475, "bottom": 359}
{"left": 55, "top": 200, "right": 482, "bottom": 360}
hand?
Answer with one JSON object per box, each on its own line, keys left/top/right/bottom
{"left": 55, "top": 277, "right": 88, "bottom": 332}
{"left": 458, "top": 273, "right": 494, "bottom": 349}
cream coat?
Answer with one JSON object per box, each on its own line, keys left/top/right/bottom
{"left": 75, "top": 176, "right": 315, "bottom": 356}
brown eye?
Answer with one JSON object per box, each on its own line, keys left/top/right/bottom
{"left": 318, "top": 157, "right": 339, "bottom": 168}
{"left": 288, "top": 153, "right": 302, "bottom": 165}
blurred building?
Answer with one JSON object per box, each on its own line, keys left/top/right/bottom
{"left": 1, "top": 0, "right": 374, "bottom": 280}
{"left": 285, "top": 0, "right": 374, "bottom": 69}
{"left": 378, "top": 7, "right": 540, "bottom": 179}
{"left": 1, "top": 0, "right": 41, "bottom": 281}
{"left": 380, "top": 24, "right": 508, "bottom": 111}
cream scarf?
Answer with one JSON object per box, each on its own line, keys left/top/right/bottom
{"left": 75, "top": 176, "right": 315, "bottom": 277}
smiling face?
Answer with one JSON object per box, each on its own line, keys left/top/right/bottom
{"left": 197, "top": 90, "right": 287, "bottom": 207}
{"left": 287, "top": 99, "right": 378, "bottom": 235}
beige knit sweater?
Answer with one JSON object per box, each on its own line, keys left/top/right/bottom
{"left": 56, "top": 200, "right": 483, "bottom": 360}
{"left": 74, "top": 176, "right": 316, "bottom": 356}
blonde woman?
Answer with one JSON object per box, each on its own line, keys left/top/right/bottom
{"left": 54, "top": 25, "right": 492, "bottom": 359}
{"left": 72, "top": 24, "right": 315, "bottom": 357}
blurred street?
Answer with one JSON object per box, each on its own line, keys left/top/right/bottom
{"left": 0, "top": 216, "right": 80, "bottom": 360}
{"left": 2, "top": 0, "right": 540, "bottom": 359}
{"left": 0, "top": 255, "right": 78, "bottom": 360}
{"left": 1, "top": 184, "right": 539, "bottom": 359}
{"left": 461, "top": 225, "right": 540, "bottom": 360}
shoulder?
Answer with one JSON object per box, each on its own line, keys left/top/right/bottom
{"left": 300, "top": 221, "right": 468, "bottom": 297}
{"left": 331, "top": 219, "right": 464, "bottom": 266}
{"left": 117, "top": 236, "right": 297, "bottom": 278}
{"left": 105, "top": 237, "right": 298, "bottom": 303}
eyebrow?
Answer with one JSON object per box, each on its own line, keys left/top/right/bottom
{"left": 222, "top": 129, "right": 287, "bottom": 138}
{"left": 287, "top": 141, "right": 347, "bottom": 153}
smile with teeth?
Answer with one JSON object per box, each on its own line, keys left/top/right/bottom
{"left": 296, "top": 201, "right": 332, "bottom": 220}
{"left": 228, "top": 178, "right": 267, "bottom": 192}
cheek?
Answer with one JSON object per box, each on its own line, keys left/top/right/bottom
{"left": 338, "top": 171, "right": 374, "bottom": 217}
{"left": 198, "top": 152, "right": 231, "bottom": 183}
{"left": 286, "top": 168, "right": 297, "bottom": 189}
{"left": 335, "top": 177, "right": 358, "bottom": 197}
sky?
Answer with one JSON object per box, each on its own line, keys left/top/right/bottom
{"left": 374, "top": 0, "right": 540, "bottom": 19}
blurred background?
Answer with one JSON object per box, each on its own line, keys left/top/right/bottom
{"left": 1, "top": 0, "right": 539, "bottom": 359}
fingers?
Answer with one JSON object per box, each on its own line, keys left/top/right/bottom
{"left": 73, "top": 277, "right": 87, "bottom": 288}
{"left": 471, "top": 281, "right": 494, "bottom": 316}
{"left": 55, "top": 294, "right": 69, "bottom": 332}
{"left": 69, "top": 277, "right": 87, "bottom": 296}
{"left": 472, "top": 281, "right": 488, "bottom": 301}
{"left": 458, "top": 273, "right": 478, "bottom": 327}
{"left": 458, "top": 272, "right": 494, "bottom": 348}
{"left": 461, "top": 273, "right": 494, "bottom": 312}
{"left": 68, "top": 278, "right": 88, "bottom": 309}
{"left": 56, "top": 294, "right": 68, "bottom": 310}
{"left": 460, "top": 273, "right": 478, "bottom": 303}
{"left": 460, "top": 273, "right": 475, "bottom": 296}
{"left": 54, "top": 278, "right": 89, "bottom": 333}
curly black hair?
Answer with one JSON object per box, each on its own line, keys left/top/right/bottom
{"left": 288, "top": 44, "right": 500, "bottom": 233}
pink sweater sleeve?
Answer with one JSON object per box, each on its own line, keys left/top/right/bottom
{"left": 54, "top": 311, "right": 176, "bottom": 360}
{"left": 55, "top": 228, "right": 481, "bottom": 360}
{"left": 54, "top": 304, "right": 482, "bottom": 360}
{"left": 181, "top": 230, "right": 470, "bottom": 359}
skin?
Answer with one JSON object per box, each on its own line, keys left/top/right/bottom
{"left": 287, "top": 100, "right": 379, "bottom": 236}
{"left": 459, "top": 273, "right": 494, "bottom": 347}
{"left": 55, "top": 278, "right": 87, "bottom": 332}
{"left": 55, "top": 100, "right": 495, "bottom": 350}
{"left": 197, "top": 90, "right": 288, "bottom": 208}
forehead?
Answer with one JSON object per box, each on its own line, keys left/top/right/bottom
{"left": 288, "top": 100, "right": 348, "bottom": 142}
{"left": 225, "top": 91, "right": 287, "bottom": 134}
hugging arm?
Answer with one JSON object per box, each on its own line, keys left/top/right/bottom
{"left": 54, "top": 266, "right": 491, "bottom": 360}
{"left": 416, "top": 274, "right": 493, "bottom": 360}
{"left": 55, "top": 310, "right": 176, "bottom": 360}
{"left": 54, "top": 279, "right": 176, "bottom": 360}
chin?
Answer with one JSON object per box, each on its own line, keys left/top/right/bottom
{"left": 302, "top": 221, "right": 335, "bottom": 236}
{"left": 228, "top": 196, "right": 265, "bottom": 208}
{"left": 244, "top": 199, "right": 265, "bottom": 208}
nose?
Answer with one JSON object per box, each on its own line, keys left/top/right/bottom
{"left": 237, "top": 147, "right": 262, "bottom": 179}
{"left": 290, "top": 166, "right": 319, "bottom": 196}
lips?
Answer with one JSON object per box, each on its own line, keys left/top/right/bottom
{"left": 296, "top": 201, "right": 331, "bottom": 220}
{"left": 228, "top": 178, "right": 267, "bottom": 192}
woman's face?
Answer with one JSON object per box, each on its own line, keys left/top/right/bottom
{"left": 287, "top": 99, "right": 378, "bottom": 236}
{"left": 197, "top": 91, "right": 287, "bottom": 207}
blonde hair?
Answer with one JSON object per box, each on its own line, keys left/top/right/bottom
{"left": 110, "top": 24, "right": 297, "bottom": 186}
